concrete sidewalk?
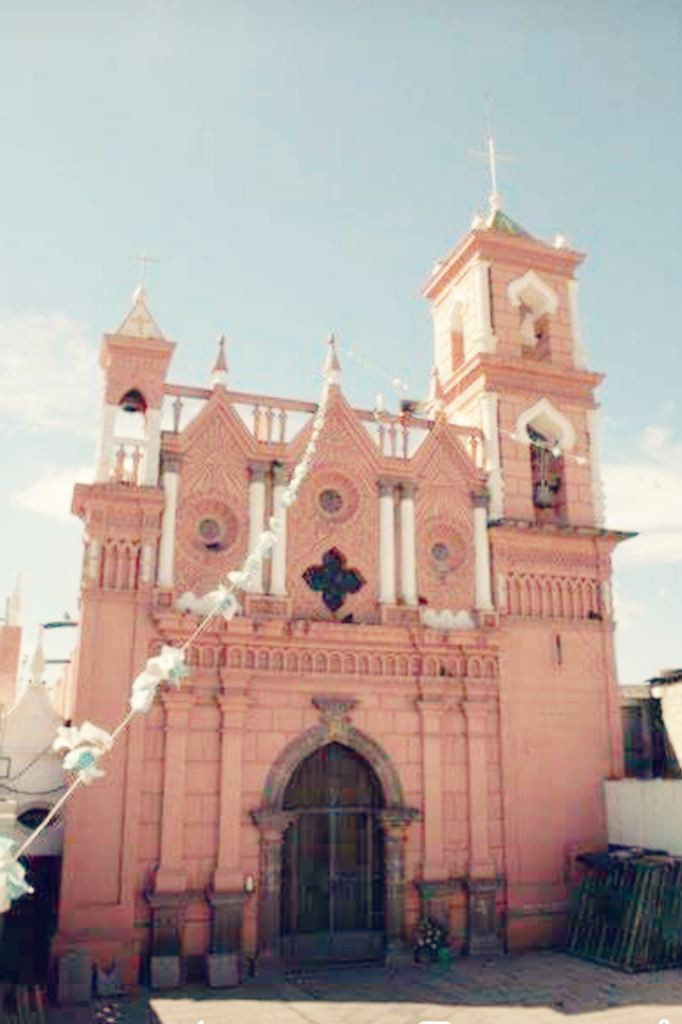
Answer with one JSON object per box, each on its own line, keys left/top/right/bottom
{"left": 47, "top": 952, "right": 682, "bottom": 1024}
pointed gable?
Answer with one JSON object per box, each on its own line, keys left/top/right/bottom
{"left": 413, "top": 417, "right": 484, "bottom": 492}
{"left": 115, "top": 286, "right": 165, "bottom": 340}
{"left": 288, "top": 385, "right": 382, "bottom": 474}
{"left": 174, "top": 392, "right": 255, "bottom": 596}
{"left": 413, "top": 419, "right": 482, "bottom": 614}
{"left": 285, "top": 388, "right": 382, "bottom": 623}
{"left": 179, "top": 390, "right": 255, "bottom": 495}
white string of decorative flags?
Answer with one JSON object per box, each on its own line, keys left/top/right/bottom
{"left": 0, "top": 345, "right": 337, "bottom": 914}
{"left": 341, "top": 340, "right": 591, "bottom": 467}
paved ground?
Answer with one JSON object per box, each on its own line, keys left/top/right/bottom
{"left": 46, "top": 952, "right": 682, "bottom": 1024}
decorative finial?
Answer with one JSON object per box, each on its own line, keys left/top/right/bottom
{"left": 116, "top": 280, "right": 165, "bottom": 340}
{"left": 211, "top": 333, "right": 229, "bottom": 388}
{"left": 323, "top": 332, "right": 341, "bottom": 385}
{"left": 426, "top": 364, "right": 446, "bottom": 420}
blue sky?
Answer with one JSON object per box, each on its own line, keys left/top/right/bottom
{"left": 0, "top": 0, "right": 681, "bottom": 685}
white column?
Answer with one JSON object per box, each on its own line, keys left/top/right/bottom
{"left": 378, "top": 481, "right": 396, "bottom": 604}
{"left": 467, "top": 259, "right": 495, "bottom": 357}
{"left": 140, "top": 543, "right": 156, "bottom": 585}
{"left": 143, "top": 408, "right": 163, "bottom": 486}
{"left": 586, "top": 408, "right": 606, "bottom": 527}
{"left": 473, "top": 496, "right": 493, "bottom": 611}
{"left": 86, "top": 539, "right": 101, "bottom": 582}
{"left": 567, "top": 280, "right": 588, "bottom": 369}
{"left": 248, "top": 465, "right": 266, "bottom": 594}
{"left": 270, "top": 464, "right": 288, "bottom": 596}
{"left": 399, "top": 482, "right": 417, "bottom": 606}
{"left": 479, "top": 391, "right": 504, "bottom": 521}
{"left": 95, "top": 403, "right": 118, "bottom": 482}
{"left": 158, "top": 464, "right": 180, "bottom": 589}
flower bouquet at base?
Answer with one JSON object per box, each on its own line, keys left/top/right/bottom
{"left": 413, "top": 915, "right": 450, "bottom": 963}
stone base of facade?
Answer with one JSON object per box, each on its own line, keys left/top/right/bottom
{"left": 380, "top": 605, "right": 421, "bottom": 626}
{"left": 467, "top": 878, "right": 504, "bottom": 956}
{"left": 55, "top": 949, "right": 92, "bottom": 1005}
{"left": 385, "top": 941, "right": 413, "bottom": 969}
{"left": 150, "top": 955, "right": 183, "bottom": 990}
{"left": 255, "top": 952, "right": 286, "bottom": 983}
{"left": 243, "top": 593, "right": 292, "bottom": 618}
{"left": 206, "top": 952, "right": 242, "bottom": 987}
{"left": 507, "top": 902, "right": 571, "bottom": 952}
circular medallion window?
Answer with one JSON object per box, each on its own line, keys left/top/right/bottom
{"left": 319, "top": 489, "right": 344, "bottom": 514}
{"left": 423, "top": 520, "right": 467, "bottom": 581}
{"left": 198, "top": 518, "right": 221, "bottom": 546}
{"left": 178, "top": 499, "right": 239, "bottom": 561}
{"left": 315, "top": 474, "right": 359, "bottom": 524}
{"left": 431, "top": 542, "right": 450, "bottom": 562}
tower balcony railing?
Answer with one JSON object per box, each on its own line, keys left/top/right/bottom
{"left": 109, "top": 439, "right": 146, "bottom": 485}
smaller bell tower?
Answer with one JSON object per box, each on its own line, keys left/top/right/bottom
{"left": 95, "top": 286, "right": 175, "bottom": 487}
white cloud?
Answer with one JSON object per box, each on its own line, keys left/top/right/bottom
{"left": 0, "top": 310, "right": 98, "bottom": 434}
{"left": 10, "top": 466, "right": 94, "bottom": 522}
{"left": 603, "top": 425, "right": 682, "bottom": 566}
{"left": 612, "top": 588, "right": 648, "bottom": 631}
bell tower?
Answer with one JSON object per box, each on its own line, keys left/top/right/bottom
{"left": 95, "top": 286, "right": 175, "bottom": 487}
{"left": 424, "top": 184, "right": 626, "bottom": 950}
{"left": 423, "top": 199, "right": 604, "bottom": 529}
{"left": 53, "top": 289, "right": 173, "bottom": 977}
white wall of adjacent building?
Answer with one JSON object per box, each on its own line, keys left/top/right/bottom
{"left": 605, "top": 779, "right": 682, "bottom": 856}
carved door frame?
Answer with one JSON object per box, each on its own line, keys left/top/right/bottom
{"left": 251, "top": 699, "right": 417, "bottom": 963}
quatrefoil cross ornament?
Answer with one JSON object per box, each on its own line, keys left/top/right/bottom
{"left": 303, "top": 548, "right": 365, "bottom": 613}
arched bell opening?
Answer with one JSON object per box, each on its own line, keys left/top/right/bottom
{"left": 112, "top": 389, "right": 148, "bottom": 483}
{"left": 517, "top": 399, "right": 576, "bottom": 527}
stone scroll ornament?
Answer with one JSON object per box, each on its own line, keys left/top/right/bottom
{"left": 0, "top": 344, "right": 335, "bottom": 912}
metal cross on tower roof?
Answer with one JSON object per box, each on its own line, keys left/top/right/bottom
{"left": 129, "top": 252, "right": 159, "bottom": 287}
{"left": 470, "top": 95, "right": 516, "bottom": 214}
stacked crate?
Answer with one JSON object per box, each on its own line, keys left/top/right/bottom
{"left": 566, "top": 848, "right": 682, "bottom": 970}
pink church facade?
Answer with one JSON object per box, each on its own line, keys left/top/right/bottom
{"left": 52, "top": 205, "right": 627, "bottom": 986}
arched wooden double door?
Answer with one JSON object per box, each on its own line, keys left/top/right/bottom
{"left": 281, "top": 743, "right": 385, "bottom": 962}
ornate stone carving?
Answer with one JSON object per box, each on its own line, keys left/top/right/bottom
{"left": 312, "top": 696, "right": 357, "bottom": 741}
{"left": 380, "top": 809, "right": 418, "bottom": 946}
{"left": 251, "top": 810, "right": 297, "bottom": 958}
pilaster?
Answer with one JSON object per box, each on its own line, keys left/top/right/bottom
{"left": 154, "top": 689, "right": 194, "bottom": 895}
{"left": 213, "top": 685, "right": 248, "bottom": 892}
{"left": 251, "top": 809, "right": 296, "bottom": 973}
{"left": 381, "top": 808, "right": 417, "bottom": 961}
{"left": 463, "top": 696, "right": 495, "bottom": 879}
{"left": 416, "top": 697, "right": 447, "bottom": 881}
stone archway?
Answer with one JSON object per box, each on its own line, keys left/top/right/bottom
{"left": 252, "top": 699, "right": 417, "bottom": 967}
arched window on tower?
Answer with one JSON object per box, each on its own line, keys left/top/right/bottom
{"left": 508, "top": 270, "right": 558, "bottom": 363}
{"left": 528, "top": 425, "right": 565, "bottom": 524}
{"left": 112, "top": 389, "right": 147, "bottom": 484}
